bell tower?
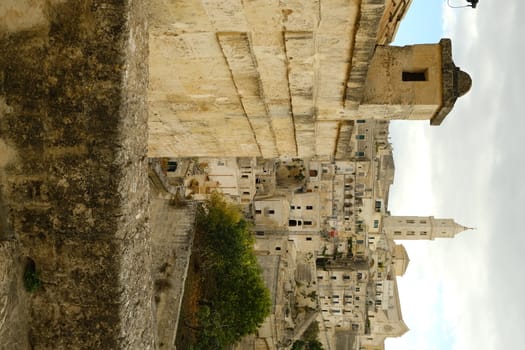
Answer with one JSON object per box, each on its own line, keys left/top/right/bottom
{"left": 358, "top": 39, "right": 472, "bottom": 125}
{"left": 383, "top": 215, "right": 471, "bottom": 240}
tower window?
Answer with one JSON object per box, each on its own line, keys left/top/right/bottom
{"left": 402, "top": 70, "right": 427, "bottom": 81}
{"left": 167, "top": 161, "right": 178, "bottom": 172}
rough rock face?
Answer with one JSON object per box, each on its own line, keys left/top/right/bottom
{"left": 0, "top": 240, "right": 29, "bottom": 349}
{"left": 0, "top": 1, "right": 155, "bottom": 348}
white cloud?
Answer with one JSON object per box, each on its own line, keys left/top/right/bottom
{"left": 389, "top": 121, "right": 435, "bottom": 216}
{"left": 385, "top": 0, "right": 525, "bottom": 348}
{"left": 389, "top": 1, "right": 525, "bottom": 349}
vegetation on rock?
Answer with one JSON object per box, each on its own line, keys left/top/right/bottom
{"left": 23, "top": 258, "right": 41, "bottom": 293}
{"left": 292, "top": 321, "right": 325, "bottom": 350}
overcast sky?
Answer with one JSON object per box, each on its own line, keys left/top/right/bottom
{"left": 385, "top": 0, "right": 525, "bottom": 349}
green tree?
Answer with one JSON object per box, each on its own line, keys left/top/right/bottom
{"left": 194, "top": 193, "right": 272, "bottom": 349}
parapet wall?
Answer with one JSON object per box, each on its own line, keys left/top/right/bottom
{"left": 0, "top": 1, "right": 154, "bottom": 348}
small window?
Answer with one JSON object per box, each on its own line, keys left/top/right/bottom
{"left": 306, "top": 205, "right": 313, "bottom": 210}
{"left": 291, "top": 205, "right": 295, "bottom": 209}
{"left": 309, "top": 170, "right": 318, "bottom": 177}
{"left": 241, "top": 174, "right": 249, "bottom": 178}
{"left": 331, "top": 276, "right": 337, "bottom": 280}
{"left": 275, "top": 247, "right": 281, "bottom": 251}
{"left": 167, "top": 161, "right": 177, "bottom": 172}
{"left": 243, "top": 191, "right": 250, "bottom": 195}
{"left": 289, "top": 220, "right": 297, "bottom": 227}
{"left": 356, "top": 135, "right": 365, "bottom": 140}
{"left": 255, "top": 209, "right": 262, "bottom": 214}
{"left": 373, "top": 220, "right": 379, "bottom": 228}
{"left": 355, "top": 151, "right": 365, "bottom": 157}
{"left": 306, "top": 237, "right": 312, "bottom": 241}
{"left": 268, "top": 210, "right": 275, "bottom": 214}
{"left": 256, "top": 232, "right": 265, "bottom": 236}
{"left": 357, "top": 120, "right": 366, "bottom": 124}
{"left": 304, "top": 221, "right": 312, "bottom": 226}
{"left": 402, "top": 70, "right": 427, "bottom": 81}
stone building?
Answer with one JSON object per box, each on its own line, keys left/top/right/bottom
{"left": 0, "top": 0, "right": 473, "bottom": 349}
{"left": 147, "top": 0, "right": 471, "bottom": 159}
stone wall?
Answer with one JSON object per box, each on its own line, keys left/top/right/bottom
{"left": 0, "top": 1, "right": 154, "bottom": 348}
{"left": 147, "top": 0, "right": 376, "bottom": 159}
{"left": 150, "top": 196, "right": 197, "bottom": 350}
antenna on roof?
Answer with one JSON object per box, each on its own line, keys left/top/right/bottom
{"left": 447, "top": 0, "right": 479, "bottom": 8}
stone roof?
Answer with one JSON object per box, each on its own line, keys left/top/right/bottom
{"left": 430, "top": 39, "right": 473, "bottom": 125}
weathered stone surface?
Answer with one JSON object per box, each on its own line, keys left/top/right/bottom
{"left": 0, "top": 241, "right": 29, "bottom": 350}
{"left": 150, "top": 197, "right": 197, "bottom": 350}
{"left": 0, "top": 0, "right": 154, "bottom": 348}
{"left": 147, "top": 0, "right": 368, "bottom": 159}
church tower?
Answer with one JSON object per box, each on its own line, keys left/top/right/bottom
{"left": 359, "top": 39, "right": 472, "bottom": 125}
{"left": 382, "top": 216, "right": 471, "bottom": 240}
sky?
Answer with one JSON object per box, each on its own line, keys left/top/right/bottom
{"left": 385, "top": 0, "right": 525, "bottom": 350}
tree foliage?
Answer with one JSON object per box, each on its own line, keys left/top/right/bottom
{"left": 292, "top": 321, "right": 324, "bottom": 350}
{"left": 194, "top": 193, "right": 272, "bottom": 349}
